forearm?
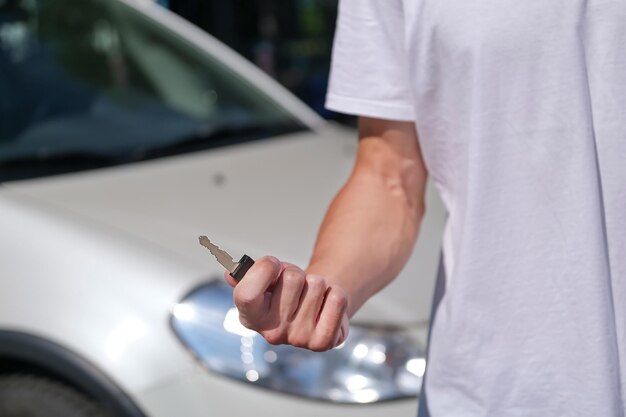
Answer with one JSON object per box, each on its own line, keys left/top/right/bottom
{"left": 230, "top": 118, "right": 427, "bottom": 351}
{"left": 307, "top": 120, "right": 427, "bottom": 317}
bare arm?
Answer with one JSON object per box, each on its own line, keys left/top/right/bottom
{"left": 227, "top": 117, "right": 428, "bottom": 351}
{"left": 307, "top": 117, "right": 427, "bottom": 316}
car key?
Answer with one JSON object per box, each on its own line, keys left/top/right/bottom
{"left": 198, "top": 236, "right": 255, "bottom": 282}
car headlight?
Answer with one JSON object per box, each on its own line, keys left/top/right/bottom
{"left": 170, "top": 281, "right": 426, "bottom": 404}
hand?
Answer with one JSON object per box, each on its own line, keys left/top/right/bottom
{"left": 225, "top": 256, "right": 350, "bottom": 352}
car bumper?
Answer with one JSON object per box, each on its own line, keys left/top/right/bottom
{"left": 136, "top": 365, "right": 419, "bottom": 417}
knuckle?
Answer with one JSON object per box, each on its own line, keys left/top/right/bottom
{"left": 282, "top": 268, "right": 305, "bottom": 286}
{"left": 294, "top": 340, "right": 310, "bottom": 349}
{"left": 310, "top": 337, "right": 333, "bottom": 352}
{"left": 306, "top": 274, "right": 326, "bottom": 291}
{"left": 255, "top": 257, "right": 280, "bottom": 278}
{"left": 327, "top": 289, "right": 348, "bottom": 309}
{"left": 263, "top": 331, "right": 285, "bottom": 346}
{"left": 234, "top": 290, "right": 257, "bottom": 309}
{"left": 238, "top": 315, "right": 257, "bottom": 332}
{"left": 288, "top": 331, "right": 309, "bottom": 349}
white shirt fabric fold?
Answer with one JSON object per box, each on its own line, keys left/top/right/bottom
{"left": 326, "top": 1, "right": 626, "bottom": 416}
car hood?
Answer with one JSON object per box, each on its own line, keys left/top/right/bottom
{"left": 3, "top": 127, "right": 444, "bottom": 325}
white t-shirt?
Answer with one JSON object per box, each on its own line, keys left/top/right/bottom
{"left": 326, "top": 1, "right": 626, "bottom": 416}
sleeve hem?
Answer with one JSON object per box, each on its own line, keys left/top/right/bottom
{"left": 325, "top": 93, "right": 415, "bottom": 122}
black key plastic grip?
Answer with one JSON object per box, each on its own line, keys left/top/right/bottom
{"left": 231, "top": 255, "right": 255, "bottom": 282}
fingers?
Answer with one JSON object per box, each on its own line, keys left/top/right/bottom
{"left": 292, "top": 274, "right": 327, "bottom": 332}
{"left": 337, "top": 312, "right": 350, "bottom": 346}
{"left": 233, "top": 256, "right": 281, "bottom": 326}
{"left": 310, "top": 286, "right": 349, "bottom": 351}
{"left": 268, "top": 266, "right": 306, "bottom": 321}
{"left": 228, "top": 257, "right": 350, "bottom": 352}
{"left": 287, "top": 280, "right": 349, "bottom": 351}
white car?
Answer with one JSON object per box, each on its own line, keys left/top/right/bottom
{"left": 0, "top": 0, "right": 445, "bottom": 416}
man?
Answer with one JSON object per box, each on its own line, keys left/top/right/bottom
{"left": 226, "top": 0, "right": 626, "bottom": 415}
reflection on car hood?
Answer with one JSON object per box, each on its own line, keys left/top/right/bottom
{"left": 3, "top": 128, "right": 444, "bottom": 325}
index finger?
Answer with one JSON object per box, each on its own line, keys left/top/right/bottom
{"left": 233, "top": 256, "right": 282, "bottom": 314}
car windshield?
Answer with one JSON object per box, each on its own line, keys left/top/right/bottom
{"left": 0, "top": 0, "right": 307, "bottom": 181}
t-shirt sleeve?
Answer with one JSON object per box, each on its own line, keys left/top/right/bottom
{"left": 325, "top": 0, "right": 415, "bottom": 121}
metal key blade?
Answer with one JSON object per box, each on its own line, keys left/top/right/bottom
{"left": 198, "top": 236, "right": 238, "bottom": 273}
